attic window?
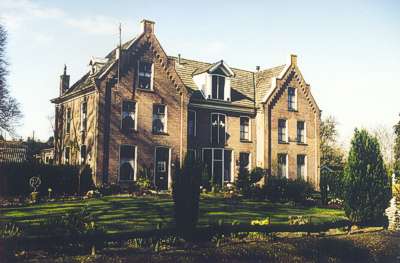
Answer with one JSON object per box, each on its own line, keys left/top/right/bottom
{"left": 211, "top": 75, "right": 225, "bottom": 100}
{"left": 138, "top": 61, "right": 153, "bottom": 90}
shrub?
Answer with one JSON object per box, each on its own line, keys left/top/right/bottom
{"left": 0, "top": 163, "right": 93, "bottom": 197}
{"left": 236, "top": 167, "right": 266, "bottom": 197}
{"left": 40, "top": 206, "right": 104, "bottom": 236}
{"left": 286, "top": 178, "right": 314, "bottom": 203}
{"left": 264, "top": 176, "right": 288, "bottom": 202}
{"left": 172, "top": 157, "right": 201, "bottom": 239}
{"left": 343, "top": 129, "right": 391, "bottom": 224}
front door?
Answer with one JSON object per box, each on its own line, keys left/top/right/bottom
{"left": 155, "top": 147, "right": 169, "bottom": 190}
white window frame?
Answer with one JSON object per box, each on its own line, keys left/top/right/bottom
{"left": 80, "top": 144, "right": 86, "bottom": 164}
{"left": 210, "top": 113, "right": 227, "bottom": 144}
{"left": 121, "top": 100, "right": 138, "bottom": 132}
{"left": 211, "top": 74, "right": 226, "bottom": 100}
{"left": 277, "top": 153, "right": 288, "bottom": 178}
{"left": 153, "top": 146, "right": 172, "bottom": 189}
{"left": 297, "top": 154, "right": 307, "bottom": 180}
{"left": 239, "top": 151, "right": 252, "bottom": 172}
{"left": 188, "top": 110, "right": 197, "bottom": 137}
{"left": 65, "top": 108, "right": 71, "bottom": 135}
{"left": 239, "top": 116, "right": 251, "bottom": 141}
{"left": 288, "top": 87, "right": 297, "bottom": 111}
{"left": 278, "top": 119, "right": 288, "bottom": 143}
{"left": 297, "top": 120, "right": 306, "bottom": 144}
{"left": 80, "top": 100, "right": 88, "bottom": 132}
{"left": 137, "top": 61, "right": 154, "bottom": 91}
{"left": 202, "top": 148, "right": 233, "bottom": 184}
{"left": 152, "top": 104, "right": 167, "bottom": 133}
{"left": 118, "top": 144, "right": 137, "bottom": 182}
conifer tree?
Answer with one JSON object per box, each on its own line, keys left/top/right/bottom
{"left": 343, "top": 129, "right": 391, "bottom": 224}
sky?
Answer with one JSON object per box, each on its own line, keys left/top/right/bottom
{"left": 0, "top": 0, "right": 399, "bottom": 147}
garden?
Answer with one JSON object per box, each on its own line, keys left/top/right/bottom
{"left": 0, "top": 128, "right": 397, "bottom": 262}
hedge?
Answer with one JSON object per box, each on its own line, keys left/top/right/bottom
{"left": 0, "top": 162, "right": 93, "bottom": 197}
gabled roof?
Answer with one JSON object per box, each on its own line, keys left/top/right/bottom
{"left": 193, "top": 60, "right": 235, "bottom": 77}
{"left": 60, "top": 38, "right": 137, "bottom": 97}
{"left": 171, "top": 56, "right": 286, "bottom": 108}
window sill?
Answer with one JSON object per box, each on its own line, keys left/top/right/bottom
{"left": 119, "top": 179, "right": 135, "bottom": 183}
{"left": 240, "top": 139, "right": 252, "bottom": 143}
{"left": 278, "top": 141, "right": 289, "bottom": 144}
{"left": 120, "top": 129, "right": 138, "bottom": 134}
{"left": 288, "top": 109, "right": 298, "bottom": 112}
{"left": 152, "top": 131, "right": 169, "bottom": 135}
{"left": 136, "top": 88, "right": 154, "bottom": 93}
{"left": 207, "top": 98, "right": 231, "bottom": 103}
{"left": 297, "top": 142, "right": 308, "bottom": 146}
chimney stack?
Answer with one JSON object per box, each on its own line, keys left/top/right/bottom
{"left": 178, "top": 54, "right": 181, "bottom": 65}
{"left": 256, "top": 66, "right": 260, "bottom": 72}
{"left": 140, "top": 19, "right": 155, "bottom": 34}
{"left": 59, "top": 64, "right": 70, "bottom": 96}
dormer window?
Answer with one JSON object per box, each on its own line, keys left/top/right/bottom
{"left": 211, "top": 75, "right": 225, "bottom": 100}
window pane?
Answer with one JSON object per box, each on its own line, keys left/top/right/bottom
{"left": 153, "top": 105, "right": 166, "bottom": 132}
{"left": 211, "top": 114, "right": 219, "bottom": 144}
{"left": 212, "top": 75, "right": 218, "bottom": 99}
{"left": 297, "top": 155, "right": 305, "bottom": 179}
{"left": 120, "top": 145, "right": 134, "bottom": 159}
{"left": 188, "top": 111, "right": 196, "bottom": 137}
{"left": 240, "top": 117, "right": 249, "bottom": 140}
{"left": 239, "top": 152, "right": 250, "bottom": 172}
{"left": 138, "top": 62, "right": 152, "bottom": 90}
{"left": 224, "top": 150, "right": 232, "bottom": 182}
{"left": 219, "top": 115, "right": 226, "bottom": 144}
{"left": 278, "top": 154, "right": 287, "bottom": 177}
{"left": 218, "top": 76, "right": 225, "bottom": 99}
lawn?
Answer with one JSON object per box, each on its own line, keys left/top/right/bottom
{"left": 0, "top": 194, "right": 346, "bottom": 235}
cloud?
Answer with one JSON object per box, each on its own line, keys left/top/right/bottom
{"left": 65, "top": 15, "right": 121, "bottom": 36}
{"left": 0, "top": 0, "right": 122, "bottom": 36}
{"left": 0, "top": 0, "right": 65, "bottom": 30}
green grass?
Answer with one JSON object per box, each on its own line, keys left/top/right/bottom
{"left": 0, "top": 195, "right": 346, "bottom": 234}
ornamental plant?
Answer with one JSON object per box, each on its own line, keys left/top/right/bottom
{"left": 343, "top": 129, "right": 391, "bottom": 224}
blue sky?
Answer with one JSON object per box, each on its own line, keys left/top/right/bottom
{"left": 0, "top": 0, "right": 399, "bottom": 147}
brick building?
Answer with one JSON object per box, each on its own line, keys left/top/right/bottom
{"left": 51, "top": 19, "right": 320, "bottom": 190}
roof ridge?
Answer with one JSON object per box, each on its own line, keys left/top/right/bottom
{"left": 168, "top": 56, "right": 256, "bottom": 73}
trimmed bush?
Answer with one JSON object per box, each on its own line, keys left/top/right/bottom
{"left": 286, "top": 178, "right": 314, "bottom": 203}
{"left": 172, "top": 157, "right": 201, "bottom": 239}
{"left": 0, "top": 162, "right": 93, "bottom": 197}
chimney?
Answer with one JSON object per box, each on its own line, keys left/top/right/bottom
{"left": 178, "top": 54, "right": 181, "bottom": 65}
{"left": 256, "top": 66, "right": 260, "bottom": 72}
{"left": 140, "top": 19, "right": 155, "bottom": 34}
{"left": 59, "top": 65, "right": 70, "bottom": 96}
{"left": 290, "top": 54, "right": 297, "bottom": 66}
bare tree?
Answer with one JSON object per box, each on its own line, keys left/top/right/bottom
{"left": 0, "top": 23, "right": 21, "bottom": 136}
{"left": 371, "top": 124, "right": 394, "bottom": 168}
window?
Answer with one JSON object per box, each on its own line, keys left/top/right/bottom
{"left": 211, "top": 113, "right": 226, "bottom": 144}
{"left": 187, "top": 149, "right": 196, "bottom": 162}
{"left": 80, "top": 144, "right": 86, "bottom": 164}
{"left": 153, "top": 104, "right": 167, "bottom": 133}
{"left": 188, "top": 110, "right": 196, "bottom": 137}
{"left": 122, "top": 101, "right": 136, "bottom": 132}
{"left": 65, "top": 108, "right": 71, "bottom": 134}
{"left": 138, "top": 61, "right": 152, "bottom": 90}
{"left": 240, "top": 117, "right": 250, "bottom": 141}
{"left": 64, "top": 146, "right": 70, "bottom": 164}
{"left": 239, "top": 152, "right": 250, "bottom": 173}
{"left": 156, "top": 161, "right": 167, "bottom": 172}
{"left": 288, "top": 87, "right": 297, "bottom": 111}
{"left": 202, "top": 148, "right": 232, "bottom": 185}
{"left": 278, "top": 119, "right": 287, "bottom": 143}
{"left": 211, "top": 75, "right": 225, "bottom": 100}
{"left": 277, "top": 153, "right": 288, "bottom": 178}
{"left": 80, "top": 100, "right": 87, "bottom": 132}
{"left": 119, "top": 145, "right": 136, "bottom": 181}
{"left": 297, "top": 121, "right": 306, "bottom": 143}
{"left": 297, "top": 155, "right": 306, "bottom": 179}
